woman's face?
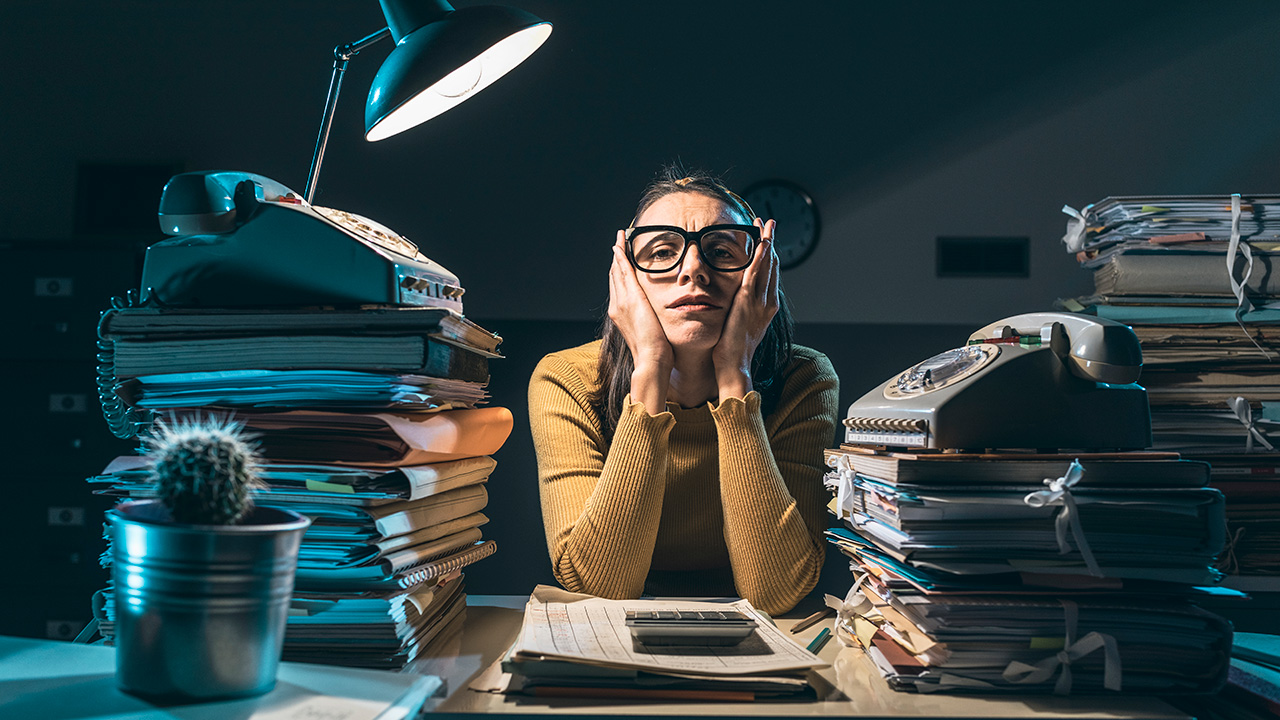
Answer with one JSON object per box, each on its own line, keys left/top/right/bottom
{"left": 631, "top": 191, "right": 748, "bottom": 352}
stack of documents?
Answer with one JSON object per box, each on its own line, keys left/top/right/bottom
{"left": 1171, "top": 631, "right": 1280, "bottom": 718}
{"left": 822, "top": 446, "right": 1234, "bottom": 694}
{"left": 122, "top": 369, "right": 488, "bottom": 411}
{"left": 285, "top": 571, "right": 467, "bottom": 669}
{"left": 1063, "top": 195, "right": 1280, "bottom": 272}
{"left": 1059, "top": 195, "right": 1280, "bottom": 423}
{"left": 92, "top": 453, "right": 501, "bottom": 590}
{"left": 1060, "top": 194, "right": 1280, "bottom": 608}
{"left": 472, "top": 586, "right": 827, "bottom": 702}
{"left": 90, "top": 305, "right": 512, "bottom": 667}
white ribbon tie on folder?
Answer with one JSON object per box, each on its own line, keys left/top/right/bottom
{"left": 1229, "top": 396, "right": 1276, "bottom": 452}
{"left": 834, "top": 456, "right": 857, "bottom": 521}
{"left": 1002, "top": 599, "right": 1122, "bottom": 694}
{"left": 1228, "top": 193, "right": 1254, "bottom": 317}
{"left": 1061, "top": 205, "right": 1088, "bottom": 254}
{"left": 1226, "top": 193, "right": 1274, "bottom": 359}
{"left": 1023, "top": 460, "right": 1103, "bottom": 578}
{"left": 824, "top": 572, "right": 874, "bottom": 649}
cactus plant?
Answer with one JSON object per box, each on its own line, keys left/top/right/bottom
{"left": 144, "top": 416, "right": 264, "bottom": 525}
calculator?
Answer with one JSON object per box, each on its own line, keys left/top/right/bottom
{"left": 624, "top": 609, "right": 758, "bottom": 647}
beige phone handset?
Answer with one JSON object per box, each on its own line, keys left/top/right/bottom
{"left": 843, "top": 312, "right": 1151, "bottom": 451}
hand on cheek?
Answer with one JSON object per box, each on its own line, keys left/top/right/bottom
{"left": 712, "top": 218, "right": 780, "bottom": 400}
{"left": 608, "top": 230, "right": 674, "bottom": 413}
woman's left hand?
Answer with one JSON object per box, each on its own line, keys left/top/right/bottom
{"left": 712, "top": 218, "right": 780, "bottom": 399}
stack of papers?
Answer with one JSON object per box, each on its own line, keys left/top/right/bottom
{"left": 91, "top": 305, "right": 513, "bottom": 668}
{"left": 1170, "top": 632, "right": 1280, "bottom": 718}
{"left": 124, "top": 369, "right": 488, "bottom": 410}
{"left": 473, "top": 586, "right": 826, "bottom": 702}
{"left": 100, "top": 305, "right": 501, "bottom": 355}
{"left": 1065, "top": 195, "right": 1280, "bottom": 270}
{"left": 827, "top": 455, "right": 1225, "bottom": 583}
{"left": 284, "top": 573, "right": 467, "bottom": 669}
{"left": 1060, "top": 194, "right": 1280, "bottom": 613}
{"left": 91, "top": 455, "right": 499, "bottom": 589}
{"left": 823, "top": 446, "right": 1234, "bottom": 694}
{"left": 92, "top": 454, "right": 497, "bottom": 505}
{"left": 226, "top": 408, "right": 515, "bottom": 466}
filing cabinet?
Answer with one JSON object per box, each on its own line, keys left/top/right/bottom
{"left": 0, "top": 240, "right": 144, "bottom": 361}
{"left": 1, "top": 239, "right": 143, "bottom": 639}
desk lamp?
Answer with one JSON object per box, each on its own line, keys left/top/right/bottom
{"left": 304, "top": 0, "right": 552, "bottom": 202}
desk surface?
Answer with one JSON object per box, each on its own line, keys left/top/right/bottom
{"left": 408, "top": 595, "right": 1189, "bottom": 720}
{"left": 0, "top": 634, "right": 437, "bottom": 719}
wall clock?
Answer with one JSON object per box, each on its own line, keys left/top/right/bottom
{"left": 742, "top": 180, "right": 820, "bottom": 270}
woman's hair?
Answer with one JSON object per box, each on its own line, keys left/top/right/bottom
{"left": 591, "top": 164, "right": 796, "bottom": 436}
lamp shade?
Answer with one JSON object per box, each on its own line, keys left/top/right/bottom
{"left": 364, "top": 3, "right": 552, "bottom": 141}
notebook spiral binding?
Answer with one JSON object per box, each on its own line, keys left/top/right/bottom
{"left": 396, "top": 540, "right": 497, "bottom": 590}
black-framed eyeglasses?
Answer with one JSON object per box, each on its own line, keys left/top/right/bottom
{"left": 625, "top": 224, "right": 760, "bottom": 273}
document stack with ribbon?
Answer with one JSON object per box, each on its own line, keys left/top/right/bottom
{"left": 89, "top": 305, "right": 512, "bottom": 668}
{"left": 822, "top": 447, "right": 1235, "bottom": 694}
{"left": 1058, "top": 194, "right": 1280, "bottom": 609}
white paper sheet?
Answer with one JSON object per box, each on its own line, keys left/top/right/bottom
{"left": 510, "top": 585, "right": 827, "bottom": 676}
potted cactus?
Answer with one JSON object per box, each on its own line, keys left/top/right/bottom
{"left": 106, "top": 416, "right": 310, "bottom": 701}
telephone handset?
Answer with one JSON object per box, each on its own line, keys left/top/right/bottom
{"left": 969, "top": 312, "right": 1143, "bottom": 385}
{"left": 140, "top": 170, "right": 463, "bottom": 310}
{"left": 845, "top": 312, "right": 1151, "bottom": 451}
{"left": 157, "top": 171, "right": 297, "bottom": 236}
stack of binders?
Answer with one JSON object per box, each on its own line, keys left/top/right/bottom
{"left": 1059, "top": 194, "right": 1280, "bottom": 619}
{"left": 823, "top": 446, "right": 1235, "bottom": 694}
{"left": 89, "top": 305, "right": 511, "bottom": 668}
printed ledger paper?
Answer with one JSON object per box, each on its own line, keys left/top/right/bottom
{"left": 509, "top": 585, "right": 826, "bottom": 676}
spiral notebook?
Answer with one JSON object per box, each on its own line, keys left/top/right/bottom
{"left": 296, "top": 539, "right": 497, "bottom": 591}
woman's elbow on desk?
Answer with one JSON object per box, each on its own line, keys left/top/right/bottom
{"left": 551, "top": 546, "right": 647, "bottom": 600}
{"left": 737, "top": 549, "right": 824, "bottom": 616}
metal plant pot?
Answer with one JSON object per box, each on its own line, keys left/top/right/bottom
{"left": 107, "top": 499, "right": 310, "bottom": 701}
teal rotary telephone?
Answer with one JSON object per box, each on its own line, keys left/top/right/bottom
{"left": 140, "top": 171, "right": 463, "bottom": 310}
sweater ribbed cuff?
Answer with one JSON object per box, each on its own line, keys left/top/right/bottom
{"left": 709, "top": 390, "right": 763, "bottom": 428}
{"left": 622, "top": 393, "right": 676, "bottom": 424}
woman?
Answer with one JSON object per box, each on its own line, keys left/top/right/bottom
{"left": 528, "top": 168, "right": 839, "bottom": 615}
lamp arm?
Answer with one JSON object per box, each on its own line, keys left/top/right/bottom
{"left": 304, "top": 27, "right": 392, "bottom": 204}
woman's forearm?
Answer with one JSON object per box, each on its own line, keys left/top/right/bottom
{"left": 546, "top": 405, "right": 672, "bottom": 597}
{"left": 711, "top": 354, "right": 840, "bottom": 615}
{"left": 714, "top": 394, "right": 824, "bottom": 614}
{"left": 630, "top": 360, "right": 671, "bottom": 417}
{"left": 531, "top": 357, "right": 674, "bottom": 598}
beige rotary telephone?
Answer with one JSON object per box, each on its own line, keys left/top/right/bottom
{"left": 843, "top": 312, "right": 1151, "bottom": 451}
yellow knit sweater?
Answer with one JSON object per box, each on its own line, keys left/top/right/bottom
{"left": 527, "top": 340, "right": 840, "bottom": 615}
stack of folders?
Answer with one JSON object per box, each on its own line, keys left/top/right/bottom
{"left": 1058, "top": 195, "right": 1280, "bottom": 609}
{"left": 472, "top": 586, "right": 827, "bottom": 702}
{"left": 1172, "top": 632, "right": 1280, "bottom": 719}
{"left": 89, "top": 305, "right": 512, "bottom": 668}
{"left": 822, "top": 446, "right": 1235, "bottom": 694}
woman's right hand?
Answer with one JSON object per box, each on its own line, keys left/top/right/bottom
{"left": 610, "top": 230, "right": 673, "bottom": 412}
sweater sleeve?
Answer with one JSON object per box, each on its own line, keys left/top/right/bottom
{"left": 528, "top": 352, "right": 676, "bottom": 599}
{"left": 710, "top": 351, "right": 840, "bottom": 615}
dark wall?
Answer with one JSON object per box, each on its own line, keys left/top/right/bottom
{"left": 8, "top": 2, "right": 1280, "bottom": 324}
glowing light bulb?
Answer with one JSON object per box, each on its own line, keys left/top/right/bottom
{"left": 434, "top": 57, "right": 483, "bottom": 98}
